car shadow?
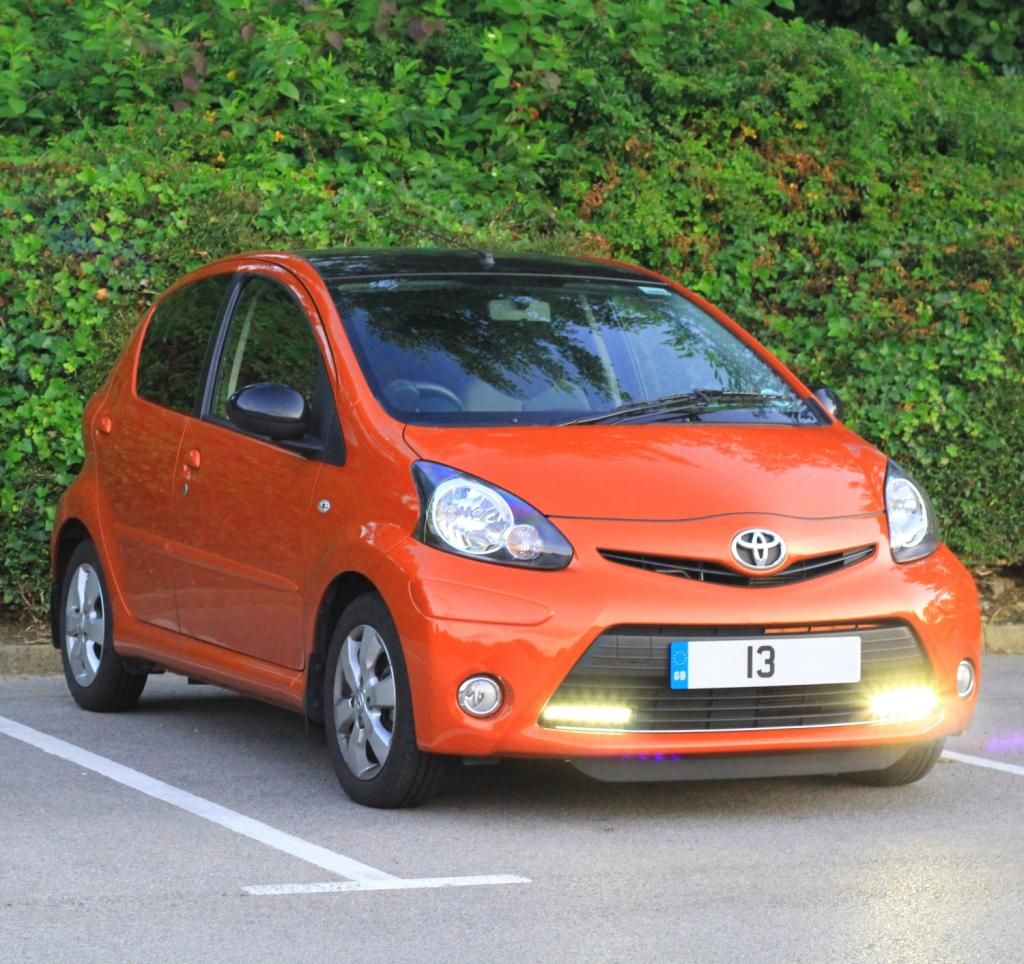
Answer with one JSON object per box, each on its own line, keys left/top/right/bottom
{"left": 125, "top": 678, "right": 917, "bottom": 822}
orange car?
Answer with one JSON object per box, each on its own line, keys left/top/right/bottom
{"left": 51, "top": 249, "right": 981, "bottom": 807}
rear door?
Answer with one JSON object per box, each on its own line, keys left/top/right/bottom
{"left": 94, "top": 274, "right": 232, "bottom": 631}
{"left": 174, "top": 267, "right": 341, "bottom": 669}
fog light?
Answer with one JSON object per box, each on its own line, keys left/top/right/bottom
{"left": 868, "top": 686, "right": 940, "bottom": 723}
{"left": 457, "top": 676, "right": 503, "bottom": 718}
{"left": 956, "top": 660, "right": 976, "bottom": 698}
{"left": 541, "top": 704, "right": 633, "bottom": 727}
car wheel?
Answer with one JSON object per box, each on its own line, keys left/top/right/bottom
{"left": 323, "top": 593, "right": 445, "bottom": 808}
{"left": 847, "top": 739, "right": 945, "bottom": 787}
{"left": 59, "top": 541, "right": 147, "bottom": 712}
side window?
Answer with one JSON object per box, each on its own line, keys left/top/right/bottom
{"left": 211, "top": 277, "right": 325, "bottom": 422}
{"left": 136, "top": 276, "right": 232, "bottom": 414}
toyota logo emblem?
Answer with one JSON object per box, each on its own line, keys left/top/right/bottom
{"left": 731, "top": 529, "right": 787, "bottom": 570}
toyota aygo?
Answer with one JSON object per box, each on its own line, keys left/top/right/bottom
{"left": 51, "top": 249, "right": 982, "bottom": 807}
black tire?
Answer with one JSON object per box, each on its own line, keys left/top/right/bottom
{"left": 847, "top": 739, "right": 945, "bottom": 787}
{"left": 59, "top": 540, "right": 147, "bottom": 712}
{"left": 323, "top": 593, "right": 445, "bottom": 808}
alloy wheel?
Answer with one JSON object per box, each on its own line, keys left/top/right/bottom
{"left": 331, "top": 624, "right": 397, "bottom": 780}
{"left": 64, "top": 563, "right": 105, "bottom": 686}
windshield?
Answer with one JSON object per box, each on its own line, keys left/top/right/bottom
{"left": 328, "top": 276, "right": 822, "bottom": 427}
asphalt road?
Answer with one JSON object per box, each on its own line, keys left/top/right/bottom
{"left": 1, "top": 657, "right": 1022, "bottom": 963}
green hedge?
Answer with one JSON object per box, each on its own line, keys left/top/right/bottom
{"left": 774, "top": 1, "right": 1024, "bottom": 72}
{"left": 2, "top": 0, "right": 1023, "bottom": 612}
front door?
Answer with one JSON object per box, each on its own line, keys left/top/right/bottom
{"left": 174, "top": 271, "right": 336, "bottom": 669}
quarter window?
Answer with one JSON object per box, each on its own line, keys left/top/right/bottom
{"left": 211, "top": 277, "right": 325, "bottom": 422}
{"left": 136, "top": 276, "right": 232, "bottom": 414}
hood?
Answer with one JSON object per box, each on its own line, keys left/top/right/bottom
{"left": 402, "top": 424, "right": 887, "bottom": 521}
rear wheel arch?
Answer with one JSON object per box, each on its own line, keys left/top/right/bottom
{"left": 50, "top": 519, "right": 93, "bottom": 649}
{"left": 306, "top": 571, "right": 380, "bottom": 723}
{"left": 58, "top": 538, "right": 147, "bottom": 712}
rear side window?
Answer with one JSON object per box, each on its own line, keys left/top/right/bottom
{"left": 136, "top": 275, "right": 232, "bottom": 414}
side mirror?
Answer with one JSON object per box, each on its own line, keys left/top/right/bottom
{"left": 228, "top": 383, "right": 310, "bottom": 440}
{"left": 813, "top": 386, "right": 844, "bottom": 422}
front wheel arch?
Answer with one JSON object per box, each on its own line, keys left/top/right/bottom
{"left": 306, "top": 571, "right": 381, "bottom": 724}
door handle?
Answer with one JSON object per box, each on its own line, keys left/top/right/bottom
{"left": 182, "top": 449, "right": 201, "bottom": 487}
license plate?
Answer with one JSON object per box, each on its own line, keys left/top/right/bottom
{"left": 669, "top": 636, "right": 861, "bottom": 690}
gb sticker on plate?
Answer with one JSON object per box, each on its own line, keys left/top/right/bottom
{"left": 670, "top": 641, "right": 690, "bottom": 690}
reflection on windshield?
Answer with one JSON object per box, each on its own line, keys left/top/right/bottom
{"left": 328, "top": 277, "right": 820, "bottom": 427}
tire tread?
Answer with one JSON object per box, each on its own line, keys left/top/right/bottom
{"left": 323, "top": 593, "right": 445, "bottom": 808}
{"left": 848, "top": 739, "right": 945, "bottom": 787}
{"left": 59, "top": 540, "right": 147, "bottom": 713}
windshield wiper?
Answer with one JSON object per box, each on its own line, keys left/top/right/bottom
{"left": 560, "top": 390, "right": 791, "bottom": 426}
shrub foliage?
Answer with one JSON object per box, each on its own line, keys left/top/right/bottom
{"left": 775, "top": 1, "right": 1024, "bottom": 72}
{"left": 2, "top": 0, "right": 1023, "bottom": 611}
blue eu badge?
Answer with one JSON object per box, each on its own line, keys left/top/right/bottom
{"left": 669, "top": 641, "right": 689, "bottom": 690}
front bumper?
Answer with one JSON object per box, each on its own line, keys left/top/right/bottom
{"left": 375, "top": 513, "right": 981, "bottom": 760}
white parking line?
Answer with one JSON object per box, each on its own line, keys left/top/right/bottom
{"left": 0, "top": 713, "right": 530, "bottom": 895}
{"left": 942, "top": 749, "right": 1024, "bottom": 778}
{"left": 244, "top": 876, "right": 531, "bottom": 896}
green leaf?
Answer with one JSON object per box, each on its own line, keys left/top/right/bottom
{"left": 0, "top": 97, "right": 27, "bottom": 117}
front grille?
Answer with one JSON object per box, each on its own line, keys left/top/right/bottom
{"left": 599, "top": 545, "right": 875, "bottom": 588}
{"left": 542, "top": 623, "right": 931, "bottom": 732}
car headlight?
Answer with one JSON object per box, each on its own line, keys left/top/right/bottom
{"left": 885, "top": 460, "right": 940, "bottom": 563}
{"left": 412, "top": 462, "right": 574, "bottom": 569}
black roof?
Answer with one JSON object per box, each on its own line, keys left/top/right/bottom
{"left": 300, "top": 248, "right": 660, "bottom": 285}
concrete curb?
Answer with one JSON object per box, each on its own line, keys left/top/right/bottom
{"left": 1, "top": 624, "right": 1022, "bottom": 677}
{"left": 984, "top": 624, "right": 1024, "bottom": 655}
{"left": 0, "top": 644, "right": 61, "bottom": 676}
